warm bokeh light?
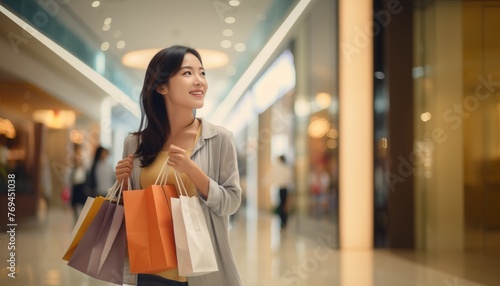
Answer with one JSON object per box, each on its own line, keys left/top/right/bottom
{"left": 33, "top": 110, "right": 75, "bottom": 129}
{"left": 315, "top": 92, "right": 332, "bottom": 109}
{"left": 420, "top": 111, "right": 432, "bottom": 122}
{"left": 70, "top": 130, "right": 85, "bottom": 144}
{"left": 327, "top": 128, "right": 338, "bottom": 139}
{"left": 122, "top": 48, "right": 229, "bottom": 69}
{"left": 0, "top": 118, "right": 16, "bottom": 139}
{"left": 308, "top": 117, "right": 330, "bottom": 138}
{"left": 294, "top": 98, "right": 310, "bottom": 117}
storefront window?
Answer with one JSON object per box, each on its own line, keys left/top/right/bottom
{"left": 414, "top": 0, "right": 500, "bottom": 254}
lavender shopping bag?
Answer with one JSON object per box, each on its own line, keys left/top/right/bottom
{"left": 67, "top": 181, "right": 127, "bottom": 284}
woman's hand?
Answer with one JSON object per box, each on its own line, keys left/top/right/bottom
{"left": 115, "top": 154, "right": 134, "bottom": 184}
{"left": 167, "top": 144, "right": 194, "bottom": 173}
{"left": 168, "top": 144, "right": 210, "bottom": 198}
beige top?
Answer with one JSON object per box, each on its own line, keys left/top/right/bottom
{"left": 138, "top": 125, "right": 201, "bottom": 282}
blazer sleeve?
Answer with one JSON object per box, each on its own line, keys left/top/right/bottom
{"left": 201, "top": 130, "right": 242, "bottom": 217}
{"left": 122, "top": 134, "right": 137, "bottom": 159}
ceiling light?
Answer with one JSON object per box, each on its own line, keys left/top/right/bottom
{"left": 234, "top": 43, "right": 246, "bottom": 52}
{"left": 220, "top": 40, "right": 232, "bottom": 49}
{"left": 122, "top": 48, "right": 228, "bottom": 69}
{"left": 229, "top": 0, "right": 240, "bottom": 7}
{"left": 101, "top": 42, "right": 109, "bottom": 51}
{"left": 198, "top": 49, "right": 229, "bottom": 69}
{"left": 91, "top": 1, "right": 100, "bottom": 8}
{"left": 116, "top": 40, "right": 126, "bottom": 49}
{"left": 225, "top": 17, "right": 236, "bottom": 24}
{"left": 104, "top": 17, "right": 112, "bottom": 25}
{"left": 223, "top": 29, "right": 233, "bottom": 37}
{"left": 102, "top": 24, "right": 110, "bottom": 31}
{"left": 211, "top": 0, "right": 313, "bottom": 124}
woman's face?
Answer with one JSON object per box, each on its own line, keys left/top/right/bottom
{"left": 161, "top": 52, "right": 207, "bottom": 110}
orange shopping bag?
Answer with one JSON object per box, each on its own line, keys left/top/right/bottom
{"left": 123, "top": 182, "right": 178, "bottom": 274}
{"left": 62, "top": 195, "right": 106, "bottom": 261}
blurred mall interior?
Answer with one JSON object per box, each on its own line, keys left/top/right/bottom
{"left": 0, "top": 0, "right": 500, "bottom": 285}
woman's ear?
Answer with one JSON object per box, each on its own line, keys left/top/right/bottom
{"left": 156, "top": 84, "right": 168, "bottom": 95}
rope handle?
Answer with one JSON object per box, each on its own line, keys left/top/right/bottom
{"left": 105, "top": 177, "right": 131, "bottom": 204}
{"left": 153, "top": 157, "right": 190, "bottom": 197}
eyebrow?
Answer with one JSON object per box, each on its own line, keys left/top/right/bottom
{"left": 180, "top": 66, "right": 205, "bottom": 70}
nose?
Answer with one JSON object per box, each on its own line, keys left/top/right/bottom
{"left": 194, "top": 76, "right": 205, "bottom": 86}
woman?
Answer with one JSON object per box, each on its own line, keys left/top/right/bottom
{"left": 115, "top": 45, "right": 243, "bottom": 286}
{"left": 70, "top": 144, "right": 88, "bottom": 222}
{"left": 89, "top": 146, "right": 115, "bottom": 197}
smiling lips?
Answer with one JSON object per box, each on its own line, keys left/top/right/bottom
{"left": 190, "top": 90, "right": 204, "bottom": 97}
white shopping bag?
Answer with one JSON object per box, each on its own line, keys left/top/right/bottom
{"left": 170, "top": 170, "right": 218, "bottom": 276}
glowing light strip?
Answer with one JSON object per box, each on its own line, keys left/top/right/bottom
{"left": 210, "top": 0, "right": 312, "bottom": 124}
{"left": 0, "top": 5, "right": 140, "bottom": 118}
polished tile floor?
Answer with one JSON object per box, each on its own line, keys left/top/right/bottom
{"left": 0, "top": 202, "right": 499, "bottom": 286}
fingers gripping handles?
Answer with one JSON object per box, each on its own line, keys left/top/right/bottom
{"left": 154, "top": 158, "right": 189, "bottom": 197}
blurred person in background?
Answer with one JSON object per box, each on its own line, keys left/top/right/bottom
{"left": 70, "top": 144, "right": 88, "bottom": 221}
{"left": 310, "top": 163, "right": 330, "bottom": 218}
{"left": 269, "top": 155, "right": 293, "bottom": 229}
{"left": 88, "top": 146, "right": 115, "bottom": 197}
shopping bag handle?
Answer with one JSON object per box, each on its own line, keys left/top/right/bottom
{"left": 105, "top": 177, "right": 130, "bottom": 204}
{"left": 155, "top": 157, "right": 170, "bottom": 186}
{"left": 172, "top": 167, "right": 189, "bottom": 197}
{"left": 154, "top": 157, "right": 189, "bottom": 195}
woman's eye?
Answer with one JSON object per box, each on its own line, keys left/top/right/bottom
{"left": 183, "top": 71, "right": 192, "bottom": 75}
{"left": 201, "top": 71, "right": 206, "bottom": 76}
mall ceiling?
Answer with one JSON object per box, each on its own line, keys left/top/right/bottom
{"left": 0, "top": 0, "right": 288, "bottom": 124}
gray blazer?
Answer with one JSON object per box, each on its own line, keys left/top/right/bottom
{"left": 122, "top": 118, "right": 243, "bottom": 286}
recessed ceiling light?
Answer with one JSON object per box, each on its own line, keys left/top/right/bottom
{"left": 116, "top": 40, "right": 126, "bottom": 49}
{"left": 220, "top": 40, "right": 232, "bottom": 48}
{"left": 91, "top": 1, "right": 100, "bottom": 8}
{"left": 234, "top": 43, "right": 246, "bottom": 52}
{"left": 229, "top": 0, "right": 240, "bottom": 7}
{"left": 223, "top": 29, "right": 233, "bottom": 37}
{"left": 225, "top": 17, "right": 236, "bottom": 24}
{"left": 102, "top": 24, "right": 110, "bottom": 31}
{"left": 101, "top": 42, "right": 109, "bottom": 51}
{"left": 104, "top": 17, "right": 112, "bottom": 25}
{"left": 122, "top": 48, "right": 229, "bottom": 69}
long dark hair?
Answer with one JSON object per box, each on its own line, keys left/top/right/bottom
{"left": 134, "top": 45, "right": 203, "bottom": 167}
